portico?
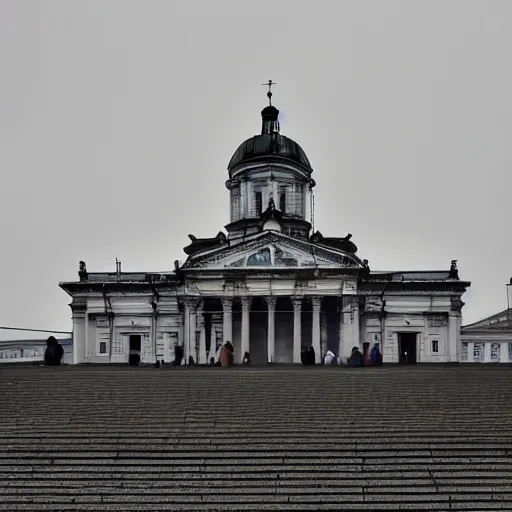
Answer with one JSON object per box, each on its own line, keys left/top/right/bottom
{"left": 183, "top": 294, "right": 336, "bottom": 364}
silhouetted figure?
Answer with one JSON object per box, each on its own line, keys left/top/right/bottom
{"left": 173, "top": 344, "right": 184, "bottom": 366}
{"left": 225, "top": 341, "right": 234, "bottom": 366}
{"left": 371, "top": 343, "right": 383, "bottom": 366}
{"left": 188, "top": 355, "right": 195, "bottom": 365}
{"left": 209, "top": 357, "right": 215, "bottom": 367}
{"left": 220, "top": 341, "right": 234, "bottom": 367}
{"left": 301, "top": 345, "right": 315, "bottom": 365}
{"left": 349, "top": 346, "right": 364, "bottom": 367}
{"left": 44, "top": 336, "right": 63, "bottom": 366}
{"left": 242, "top": 351, "right": 250, "bottom": 364}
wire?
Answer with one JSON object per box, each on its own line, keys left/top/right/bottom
{"left": 0, "top": 326, "right": 71, "bottom": 334}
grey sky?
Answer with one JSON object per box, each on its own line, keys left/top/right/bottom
{"left": 1, "top": 0, "right": 511, "bottom": 339}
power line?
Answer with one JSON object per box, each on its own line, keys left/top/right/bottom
{"left": 0, "top": 326, "right": 72, "bottom": 335}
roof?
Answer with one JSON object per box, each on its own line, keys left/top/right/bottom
{"left": 462, "top": 308, "right": 512, "bottom": 331}
{"left": 228, "top": 133, "right": 312, "bottom": 171}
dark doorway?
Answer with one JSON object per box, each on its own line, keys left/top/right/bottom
{"left": 129, "top": 334, "right": 141, "bottom": 366}
{"left": 398, "top": 333, "right": 417, "bottom": 364}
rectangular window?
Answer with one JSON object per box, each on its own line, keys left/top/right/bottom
{"left": 461, "top": 342, "right": 468, "bottom": 362}
{"left": 491, "top": 343, "right": 500, "bottom": 362}
{"left": 279, "top": 193, "right": 286, "bottom": 213}
{"left": 509, "top": 343, "right": 512, "bottom": 362}
{"left": 473, "top": 343, "right": 482, "bottom": 362}
{"left": 230, "top": 187, "right": 241, "bottom": 222}
{"left": 431, "top": 340, "right": 439, "bottom": 353}
{"left": 255, "top": 191, "right": 262, "bottom": 216}
{"left": 99, "top": 341, "right": 107, "bottom": 354}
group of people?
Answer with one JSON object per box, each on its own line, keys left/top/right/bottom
{"left": 349, "top": 343, "right": 383, "bottom": 367}
{"left": 164, "top": 340, "right": 383, "bottom": 368}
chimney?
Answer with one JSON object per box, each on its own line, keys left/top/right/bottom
{"left": 116, "top": 258, "right": 121, "bottom": 279}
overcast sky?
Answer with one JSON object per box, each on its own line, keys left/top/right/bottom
{"left": 1, "top": 0, "right": 511, "bottom": 340}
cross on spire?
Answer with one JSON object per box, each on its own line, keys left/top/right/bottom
{"left": 262, "top": 79, "right": 277, "bottom": 106}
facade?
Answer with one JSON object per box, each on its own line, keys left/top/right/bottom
{"left": 60, "top": 94, "right": 471, "bottom": 365}
{"left": 461, "top": 310, "right": 512, "bottom": 363}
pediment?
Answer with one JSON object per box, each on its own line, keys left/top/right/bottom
{"left": 181, "top": 232, "right": 362, "bottom": 270}
{"left": 462, "top": 309, "right": 512, "bottom": 332}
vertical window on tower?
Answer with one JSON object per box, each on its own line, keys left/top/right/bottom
{"left": 230, "top": 187, "right": 241, "bottom": 222}
{"left": 279, "top": 193, "right": 286, "bottom": 213}
{"left": 254, "top": 191, "right": 262, "bottom": 216}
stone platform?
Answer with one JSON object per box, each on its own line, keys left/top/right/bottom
{"left": 1, "top": 364, "right": 512, "bottom": 510}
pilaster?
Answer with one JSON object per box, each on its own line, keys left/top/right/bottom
{"left": 311, "top": 296, "right": 322, "bottom": 364}
{"left": 292, "top": 297, "right": 303, "bottom": 363}
{"left": 241, "top": 296, "right": 252, "bottom": 363}
{"left": 265, "top": 296, "right": 277, "bottom": 363}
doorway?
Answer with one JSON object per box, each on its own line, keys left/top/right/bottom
{"left": 398, "top": 333, "right": 417, "bottom": 364}
{"left": 128, "top": 334, "right": 141, "bottom": 366}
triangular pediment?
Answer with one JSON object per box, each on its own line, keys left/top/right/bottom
{"left": 181, "top": 231, "right": 362, "bottom": 270}
{"left": 462, "top": 309, "right": 512, "bottom": 333}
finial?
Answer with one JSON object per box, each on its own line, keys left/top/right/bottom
{"left": 262, "top": 79, "right": 277, "bottom": 106}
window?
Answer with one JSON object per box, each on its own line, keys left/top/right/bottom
{"left": 461, "top": 342, "right": 468, "bottom": 362}
{"left": 509, "top": 343, "right": 512, "bottom": 362}
{"left": 279, "top": 193, "right": 286, "bottom": 213}
{"left": 230, "top": 187, "right": 241, "bottom": 221}
{"left": 99, "top": 341, "right": 107, "bottom": 354}
{"left": 473, "top": 343, "right": 482, "bottom": 362}
{"left": 491, "top": 343, "right": 500, "bottom": 362}
{"left": 255, "top": 191, "right": 262, "bottom": 216}
{"left": 431, "top": 340, "right": 439, "bottom": 353}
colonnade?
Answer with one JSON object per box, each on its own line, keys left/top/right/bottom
{"left": 182, "top": 296, "right": 326, "bottom": 364}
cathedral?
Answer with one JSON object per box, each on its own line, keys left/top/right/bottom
{"left": 60, "top": 87, "right": 471, "bottom": 365}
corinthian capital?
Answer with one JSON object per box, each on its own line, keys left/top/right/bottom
{"left": 311, "top": 296, "right": 322, "bottom": 312}
{"left": 265, "top": 296, "right": 277, "bottom": 311}
{"left": 292, "top": 296, "right": 303, "bottom": 311}
{"left": 241, "top": 296, "right": 253, "bottom": 311}
{"left": 221, "top": 296, "right": 233, "bottom": 313}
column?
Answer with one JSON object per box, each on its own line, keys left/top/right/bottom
{"left": 183, "top": 298, "right": 198, "bottom": 364}
{"left": 221, "top": 297, "right": 233, "bottom": 346}
{"left": 70, "top": 300, "right": 86, "bottom": 365}
{"left": 448, "top": 312, "right": 459, "bottom": 362}
{"left": 340, "top": 295, "right": 361, "bottom": 362}
{"left": 500, "top": 342, "right": 509, "bottom": 363}
{"left": 196, "top": 300, "right": 207, "bottom": 364}
{"left": 265, "top": 296, "right": 277, "bottom": 363}
{"left": 292, "top": 297, "right": 302, "bottom": 363}
{"left": 84, "top": 312, "right": 91, "bottom": 363}
{"left": 183, "top": 301, "right": 190, "bottom": 363}
{"left": 467, "top": 341, "right": 474, "bottom": 363}
{"left": 311, "top": 296, "right": 322, "bottom": 364}
{"left": 241, "top": 296, "right": 252, "bottom": 362}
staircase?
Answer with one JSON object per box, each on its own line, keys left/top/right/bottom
{"left": 1, "top": 364, "right": 512, "bottom": 511}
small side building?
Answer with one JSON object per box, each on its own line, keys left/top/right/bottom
{"left": 461, "top": 309, "right": 512, "bottom": 363}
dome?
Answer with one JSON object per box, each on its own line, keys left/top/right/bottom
{"left": 227, "top": 104, "right": 312, "bottom": 172}
{"left": 228, "top": 133, "right": 312, "bottom": 171}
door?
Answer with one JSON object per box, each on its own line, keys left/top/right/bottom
{"left": 398, "top": 333, "right": 417, "bottom": 364}
{"left": 129, "top": 334, "right": 141, "bottom": 365}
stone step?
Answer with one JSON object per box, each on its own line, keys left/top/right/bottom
{"left": 2, "top": 365, "right": 512, "bottom": 510}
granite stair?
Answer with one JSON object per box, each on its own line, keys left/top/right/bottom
{"left": 1, "top": 364, "right": 512, "bottom": 510}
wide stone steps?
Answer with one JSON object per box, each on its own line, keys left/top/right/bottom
{"left": 1, "top": 364, "right": 512, "bottom": 510}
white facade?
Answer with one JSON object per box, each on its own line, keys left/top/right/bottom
{"left": 60, "top": 98, "right": 471, "bottom": 365}
{"left": 461, "top": 309, "right": 512, "bottom": 363}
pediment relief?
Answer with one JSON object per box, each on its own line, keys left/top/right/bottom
{"left": 183, "top": 233, "right": 362, "bottom": 270}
